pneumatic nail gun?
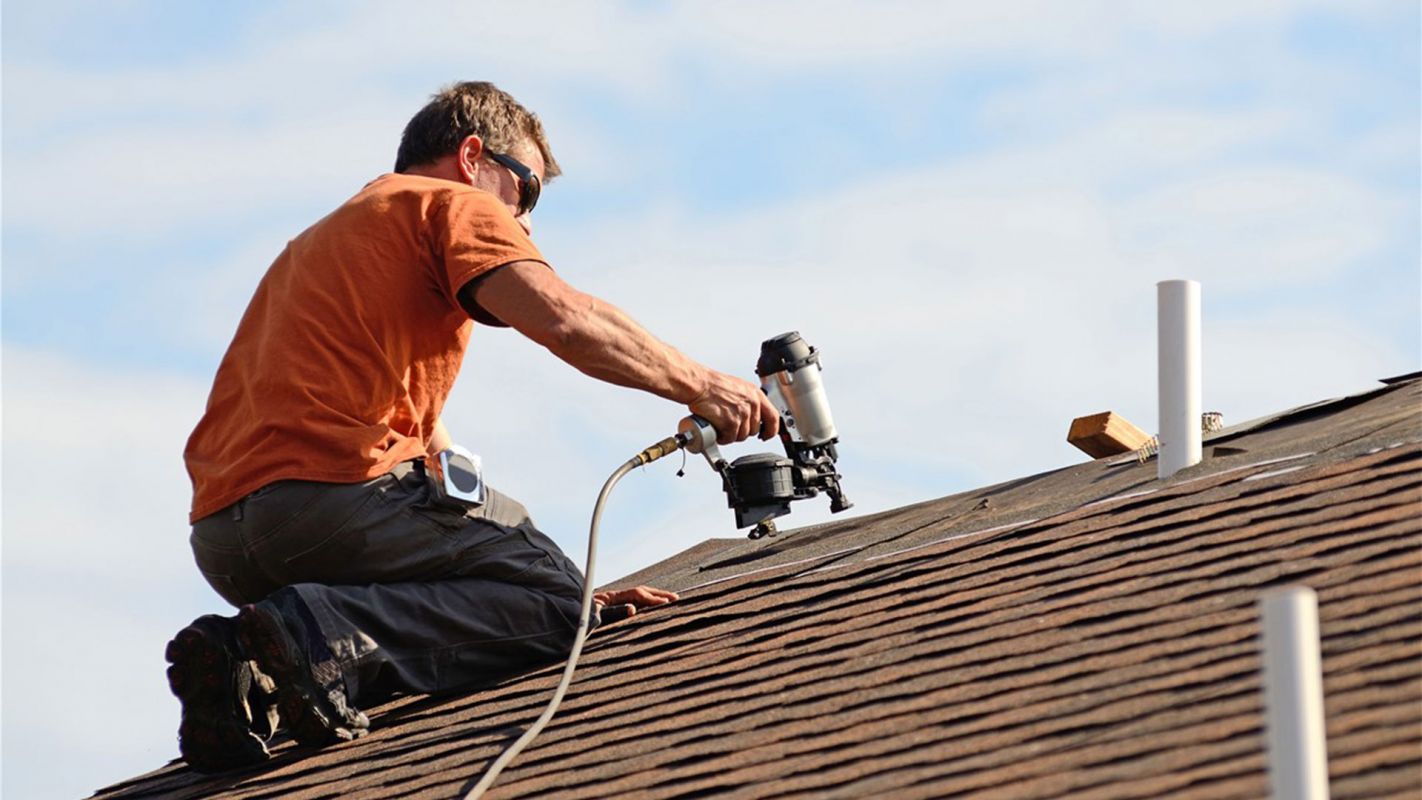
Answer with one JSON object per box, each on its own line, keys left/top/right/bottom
{"left": 678, "top": 332, "right": 852, "bottom": 539}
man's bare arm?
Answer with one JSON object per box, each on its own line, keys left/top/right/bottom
{"left": 428, "top": 418, "right": 453, "bottom": 454}
{"left": 467, "top": 261, "right": 778, "bottom": 444}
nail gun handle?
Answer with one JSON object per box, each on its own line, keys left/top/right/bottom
{"left": 677, "top": 416, "right": 727, "bottom": 470}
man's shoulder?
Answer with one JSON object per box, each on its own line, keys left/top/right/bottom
{"left": 302, "top": 174, "right": 507, "bottom": 243}
{"left": 357, "top": 173, "right": 502, "bottom": 212}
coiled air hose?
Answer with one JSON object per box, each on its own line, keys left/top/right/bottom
{"left": 464, "top": 432, "right": 690, "bottom": 799}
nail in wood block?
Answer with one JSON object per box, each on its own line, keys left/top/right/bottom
{"left": 1067, "top": 412, "right": 1152, "bottom": 459}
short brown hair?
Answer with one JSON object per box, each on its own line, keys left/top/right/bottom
{"left": 394, "top": 81, "right": 561, "bottom": 179}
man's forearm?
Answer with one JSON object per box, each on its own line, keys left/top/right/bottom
{"left": 543, "top": 294, "right": 707, "bottom": 403}
{"left": 473, "top": 262, "right": 708, "bottom": 404}
{"left": 428, "top": 418, "right": 453, "bottom": 455}
{"left": 471, "top": 261, "right": 776, "bottom": 443}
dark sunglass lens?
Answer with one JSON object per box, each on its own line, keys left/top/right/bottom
{"left": 491, "top": 151, "right": 539, "bottom": 215}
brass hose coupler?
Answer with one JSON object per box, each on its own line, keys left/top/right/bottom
{"left": 634, "top": 432, "right": 693, "bottom": 466}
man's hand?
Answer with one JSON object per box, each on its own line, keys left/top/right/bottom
{"left": 689, "top": 370, "right": 781, "bottom": 445}
{"left": 594, "top": 585, "right": 679, "bottom": 622}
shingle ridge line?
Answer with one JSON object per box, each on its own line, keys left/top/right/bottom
{"left": 1079, "top": 488, "right": 1160, "bottom": 510}
{"left": 1132, "top": 450, "right": 1317, "bottom": 491}
{"left": 1241, "top": 465, "right": 1311, "bottom": 483}
{"left": 1364, "top": 439, "right": 1420, "bottom": 455}
{"left": 796, "top": 518, "right": 1043, "bottom": 577}
{"left": 682, "top": 544, "right": 866, "bottom": 592}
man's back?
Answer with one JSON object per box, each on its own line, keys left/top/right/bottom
{"left": 184, "top": 173, "right": 543, "bottom": 522}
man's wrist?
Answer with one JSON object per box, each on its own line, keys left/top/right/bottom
{"left": 674, "top": 367, "right": 711, "bottom": 406}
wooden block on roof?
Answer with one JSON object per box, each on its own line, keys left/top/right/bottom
{"left": 1068, "top": 411, "right": 1151, "bottom": 459}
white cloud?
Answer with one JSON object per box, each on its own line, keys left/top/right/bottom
{"left": 2, "top": 346, "right": 220, "bottom": 797}
{"left": 1120, "top": 167, "right": 1396, "bottom": 289}
{"left": 8, "top": 0, "right": 1402, "bottom": 241}
{"left": 1203, "top": 309, "right": 1407, "bottom": 417}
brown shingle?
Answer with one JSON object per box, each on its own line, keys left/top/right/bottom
{"left": 92, "top": 379, "right": 1422, "bottom": 799}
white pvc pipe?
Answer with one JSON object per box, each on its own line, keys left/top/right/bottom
{"left": 1260, "top": 586, "right": 1332, "bottom": 800}
{"left": 1157, "top": 279, "right": 1202, "bottom": 479}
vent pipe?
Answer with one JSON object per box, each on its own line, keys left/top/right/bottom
{"left": 1260, "top": 586, "right": 1332, "bottom": 800}
{"left": 1157, "top": 279, "right": 1202, "bottom": 479}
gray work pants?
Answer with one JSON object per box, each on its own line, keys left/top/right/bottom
{"left": 189, "top": 461, "right": 589, "bottom": 705}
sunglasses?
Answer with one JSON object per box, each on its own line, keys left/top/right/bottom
{"left": 485, "top": 150, "right": 541, "bottom": 216}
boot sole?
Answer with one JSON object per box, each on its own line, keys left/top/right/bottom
{"left": 236, "top": 604, "right": 368, "bottom": 748}
{"left": 165, "top": 618, "right": 270, "bottom": 772}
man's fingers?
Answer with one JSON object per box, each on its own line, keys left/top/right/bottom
{"left": 759, "top": 395, "right": 780, "bottom": 439}
{"left": 629, "top": 587, "right": 675, "bottom": 605}
{"left": 688, "top": 373, "right": 780, "bottom": 445}
{"left": 718, "top": 424, "right": 736, "bottom": 445}
{"left": 598, "top": 586, "right": 679, "bottom": 610}
{"left": 632, "top": 587, "right": 677, "bottom": 605}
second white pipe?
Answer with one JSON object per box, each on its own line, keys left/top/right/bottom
{"left": 1157, "top": 279, "right": 1202, "bottom": 479}
{"left": 1261, "top": 587, "right": 1331, "bottom": 800}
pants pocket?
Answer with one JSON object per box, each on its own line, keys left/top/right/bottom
{"left": 271, "top": 488, "right": 390, "bottom": 583}
{"left": 260, "top": 474, "right": 455, "bottom": 586}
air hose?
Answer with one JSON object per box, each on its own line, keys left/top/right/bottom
{"left": 464, "top": 432, "right": 690, "bottom": 799}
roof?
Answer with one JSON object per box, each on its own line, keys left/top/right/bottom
{"left": 93, "top": 376, "right": 1422, "bottom": 799}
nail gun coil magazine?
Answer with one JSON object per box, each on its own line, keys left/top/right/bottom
{"left": 724, "top": 452, "right": 797, "bottom": 529}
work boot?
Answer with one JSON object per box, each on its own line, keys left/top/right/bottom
{"left": 165, "top": 615, "right": 271, "bottom": 772}
{"left": 236, "top": 592, "right": 368, "bottom": 747}
{"left": 248, "top": 663, "right": 281, "bottom": 740}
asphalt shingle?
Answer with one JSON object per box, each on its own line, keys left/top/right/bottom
{"left": 93, "top": 378, "right": 1422, "bottom": 799}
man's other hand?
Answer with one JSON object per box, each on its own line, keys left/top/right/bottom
{"left": 690, "top": 371, "right": 781, "bottom": 445}
{"left": 593, "top": 585, "right": 679, "bottom": 621}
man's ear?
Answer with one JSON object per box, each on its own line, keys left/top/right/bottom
{"left": 456, "top": 135, "right": 485, "bottom": 183}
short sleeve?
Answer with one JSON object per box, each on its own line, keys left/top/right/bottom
{"left": 429, "top": 188, "right": 548, "bottom": 311}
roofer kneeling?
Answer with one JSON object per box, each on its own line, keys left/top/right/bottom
{"left": 168, "top": 81, "right": 777, "bottom": 772}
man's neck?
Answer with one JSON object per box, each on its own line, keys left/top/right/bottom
{"left": 401, "top": 155, "right": 463, "bottom": 183}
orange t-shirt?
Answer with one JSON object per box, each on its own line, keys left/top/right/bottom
{"left": 184, "top": 173, "right": 545, "bottom": 522}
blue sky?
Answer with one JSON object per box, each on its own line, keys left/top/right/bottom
{"left": 3, "top": 2, "right": 1418, "bottom": 797}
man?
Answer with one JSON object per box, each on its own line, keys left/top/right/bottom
{"left": 168, "top": 81, "right": 778, "bottom": 772}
